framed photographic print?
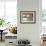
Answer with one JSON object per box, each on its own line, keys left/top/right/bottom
{"left": 20, "top": 11, "right": 36, "bottom": 24}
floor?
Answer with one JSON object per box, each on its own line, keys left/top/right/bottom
{"left": 0, "top": 41, "right": 46, "bottom": 46}
{"left": 0, "top": 41, "right": 5, "bottom": 46}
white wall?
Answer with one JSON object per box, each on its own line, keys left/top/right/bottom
{"left": 17, "top": 0, "right": 42, "bottom": 46}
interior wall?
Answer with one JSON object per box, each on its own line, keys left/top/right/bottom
{"left": 17, "top": 0, "right": 42, "bottom": 45}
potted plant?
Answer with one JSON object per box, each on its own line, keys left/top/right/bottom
{"left": 0, "top": 18, "right": 5, "bottom": 27}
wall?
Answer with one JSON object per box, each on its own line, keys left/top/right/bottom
{"left": 17, "top": 0, "right": 42, "bottom": 46}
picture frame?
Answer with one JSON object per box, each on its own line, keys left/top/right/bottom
{"left": 20, "top": 11, "right": 36, "bottom": 24}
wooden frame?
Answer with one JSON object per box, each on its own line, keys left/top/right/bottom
{"left": 20, "top": 11, "right": 36, "bottom": 24}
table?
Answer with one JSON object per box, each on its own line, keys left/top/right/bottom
{"left": 0, "top": 30, "right": 3, "bottom": 42}
{"left": 5, "top": 32, "right": 17, "bottom": 46}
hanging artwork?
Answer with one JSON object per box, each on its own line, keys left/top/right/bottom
{"left": 20, "top": 11, "right": 36, "bottom": 24}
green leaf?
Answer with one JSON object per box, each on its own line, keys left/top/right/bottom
{"left": 0, "top": 18, "right": 5, "bottom": 27}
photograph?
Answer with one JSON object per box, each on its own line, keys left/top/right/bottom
{"left": 20, "top": 11, "right": 36, "bottom": 24}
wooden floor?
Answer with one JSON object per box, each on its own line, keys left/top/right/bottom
{"left": 0, "top": 41, "right": 46, "bottom": 46}
{"left": 0, "top": 41, "right": 5, "bottom": 46}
